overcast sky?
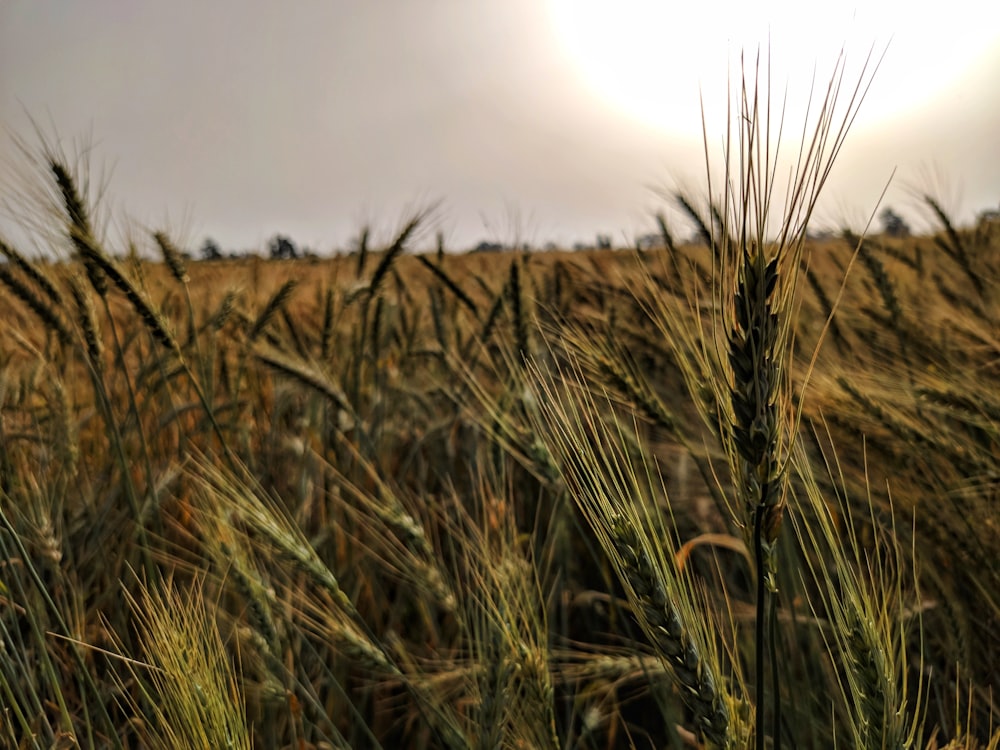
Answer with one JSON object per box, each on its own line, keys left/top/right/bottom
{"left": 2, "top": 1, "right": 999, "bottom": 254}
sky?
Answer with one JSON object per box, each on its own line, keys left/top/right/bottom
{"left": 2, "top": 1, "right": 999, "bottom": 255}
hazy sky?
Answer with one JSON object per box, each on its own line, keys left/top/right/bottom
{"left": 2, "top": 1, "right": 999, "bottom": 254}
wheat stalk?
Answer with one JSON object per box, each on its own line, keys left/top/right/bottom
{"left": 0, "top": 261, "right": 72, "bottom": 346}
{"left": 527, "top": 358, "right": 741, "bottom": 748}
{"left": 0, "top": 239, "right": 64, "bottom": 307}
{"left": 790, "top": 436, "right": 921, "bottom": 749}
{"left": 248, "top": 279, "right": 298, "bottom": 342}
{"left": 153, "top": 231, "right": 189, "bottom": 285}
{"left": 114, "top": 576, "right": 253, "bottom": 750}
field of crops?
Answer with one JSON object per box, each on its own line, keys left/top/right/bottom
{"left": 2, "top": 101, "right": 999, "bottom": 747}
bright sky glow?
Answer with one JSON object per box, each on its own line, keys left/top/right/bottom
{"left": 546, "top": 1, "right": 1000, "bottom": 137}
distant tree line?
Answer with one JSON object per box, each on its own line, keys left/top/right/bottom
{"left": 188, "top": 202, "right": 999, "bottom": 262}
{"left": 197, "top": 234, "right": 316, "bottom": 260}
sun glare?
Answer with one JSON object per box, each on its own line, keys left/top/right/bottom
{"left": 546, "top": 0, "right": 1000, "bottom": 138}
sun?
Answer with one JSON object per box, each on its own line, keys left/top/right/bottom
{"left": 546, "top": 0, "right": 1000, "bottom": 138}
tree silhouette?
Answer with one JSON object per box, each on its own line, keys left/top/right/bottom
{"left": 268, "top": 234, "right": 298, "bottom": 260}
{"left": 879, "top": 207, "right": 911, "bottom": 238}
{"left": 200, "top": 237, "right": 223, "bottom": 260}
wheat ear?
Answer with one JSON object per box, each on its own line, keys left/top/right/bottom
{"left": 527, "top": 359, "right": 739, "bottom": 748}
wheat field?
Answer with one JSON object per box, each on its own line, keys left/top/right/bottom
{"left": 1, "top": 67, "right": 999, "bottom": 749}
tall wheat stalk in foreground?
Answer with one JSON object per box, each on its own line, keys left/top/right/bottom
{"left": 670, "top": 49, "right": 885, "bottom": 748}
{"left": 531, "top": 48, "right": 895, "bottom": 748}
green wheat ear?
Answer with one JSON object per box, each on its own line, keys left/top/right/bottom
{"left": 525, "top": 358, "right": 744, "bottom": 748}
